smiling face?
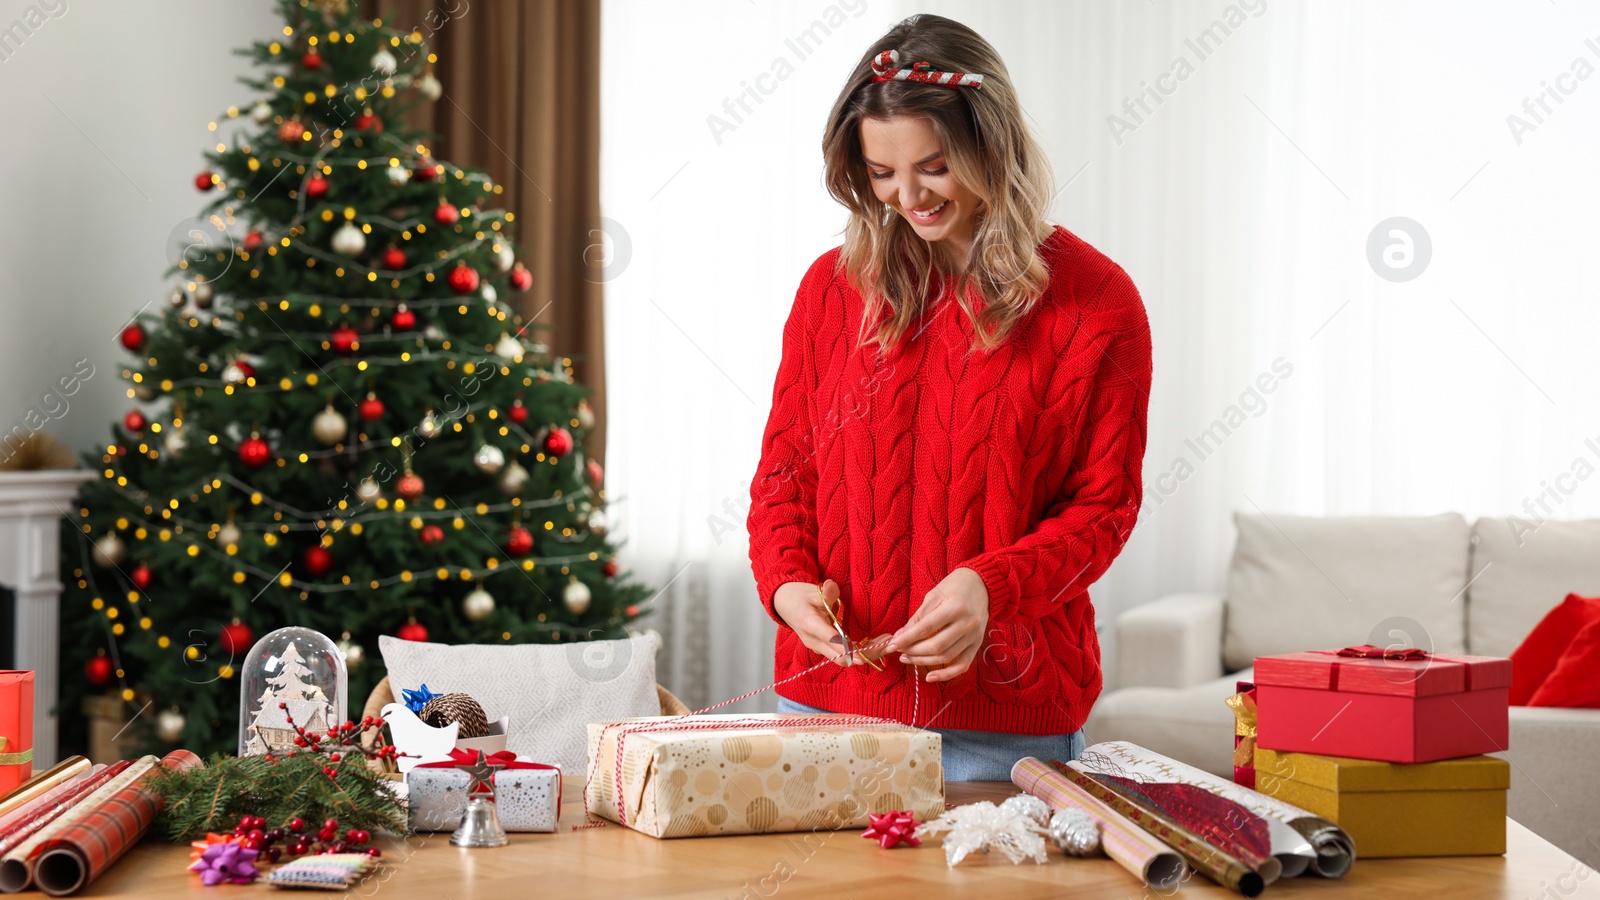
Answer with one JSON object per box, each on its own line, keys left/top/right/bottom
{"left": 860, "top": 115, "right": 984, "bottom": 269}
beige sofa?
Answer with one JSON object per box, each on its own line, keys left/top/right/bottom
{"left": 1090, "top": 513, "right": 1600, "bottom": 867}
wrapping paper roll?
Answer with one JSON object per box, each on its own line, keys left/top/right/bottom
{"left": 0, "top": 758, "right": 91, "bottom": 820}
{"left": 0, "top": 765, "right": 106, "bottom": 834}
{"left": 0, "top": 758, "right": 154, "bottom": 893}
{"left": 0, "top": 764, "right": 126, "bottom": 861}
{"left": 1011, "top": 757, "right": 1185, "bottom": 891}
{"left": 1070, "top": 741, "right": 1354, "bottom": 879}
{"left": 31, "top": 750, "right": 203, "bottom": 897}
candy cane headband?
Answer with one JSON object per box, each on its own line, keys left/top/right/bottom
{"left": 869, "top": 49, "right": 985, "bottom": 88}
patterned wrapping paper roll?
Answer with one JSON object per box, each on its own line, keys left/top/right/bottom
{"left": 0, "top": 764, "right": 127, "bottom": 860}
{"left": 0, "top": 758, "right": 156, "bottom": 894}
{"left": 1011, "top": 757, "right": 1185, "bottom": 891}
{"left": 30, "top": 750, "right": 203, "bottom": 897}
{"left": 1051, "top": 762, "right": 1267, "bottom": 898}
{"left": 0, "top": 764, "right": 104, "bottom": 833}
{"left": 0, "top": 758, "right": 91, "bottom": 820}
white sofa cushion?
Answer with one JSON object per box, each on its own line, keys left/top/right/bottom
{"left": 1222, "top": 512, "right": 1470, "bottom": 672}
{"left": 1468, "top": 517, "right": 1600, "bottom": 658}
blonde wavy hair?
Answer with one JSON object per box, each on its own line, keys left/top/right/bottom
{"left": 823, "top": 14, "right": 1056, "bottom": 355}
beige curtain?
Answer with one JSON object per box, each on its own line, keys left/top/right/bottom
{"left": 378, "top": 0, "right": 608, "bottom": 464}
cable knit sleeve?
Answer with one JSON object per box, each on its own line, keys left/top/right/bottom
{"left": 747, "top": 254, "right": 832, "bottom": 625}
{"left": 958, "top": 266, "right": 1152, "bottom": 621}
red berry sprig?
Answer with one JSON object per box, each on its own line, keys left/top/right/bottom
{"left": 232, "top": 813, "right": 380, "bottom": 860}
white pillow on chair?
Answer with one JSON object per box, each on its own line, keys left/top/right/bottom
{"left": 378, "top": 632, "right": 661, "bottom": 774}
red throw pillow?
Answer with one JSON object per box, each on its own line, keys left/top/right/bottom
{"left": 1527, "top": 616, "right": 1600, "bottom": 708}
{"left": 1509, "top": 593, "right": 1600, "bottom": 705}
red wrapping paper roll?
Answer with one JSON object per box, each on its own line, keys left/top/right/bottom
{"left": 30, "top": 750, "right": 202, "bottom": 897}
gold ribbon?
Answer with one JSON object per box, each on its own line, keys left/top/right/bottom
{"left": 0, "top": 735, "right": 31, "bottom": 767}
{"left": 1225, "top": 690, "right": 1257, "bottom": 770}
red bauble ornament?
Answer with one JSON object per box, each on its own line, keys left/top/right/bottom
{"left": 301, "top": 50, "right": 322, "bottom": 70}
{"left": 279, "top": 119, "right": 306, "bottom": 144}
{"left": 220, "top": 619, "right": 254, "bottom": 656}
{"left": 123, "top": 409, "right": 147, "bottom": 433}
{"left": 244, "top": 230, "right": 264, "bottom": 251}
{"left": 358, "top": 393, "right": 385, "bottom": 422}
{"left": 239, "top": 434, "right": 272, "bottom": 468}
{"left": 130, "top": 563, "right": 153, "bottom": 590}
{"left": 303, "top": 545, "right": 333, "bottom": 576}
{"left": 355, "top": 112, "right": 383, "bottom": 133}
{"left": 397, "top": 621, "right": 429, "bottom": 642}
{"left": 84, "top": 654, "right": 114, "bottom": 687}
{"left": 446, "top": 263, "right": 479, "bottom": 295}
{"left": 505, "top": 526, "right": 534, "bottom": 557}
{"left": 603, "top": 559, "right": 620, "bottom": 578}
{"left": 433, "top": 201, "right": 459, "bottom": 225}
{"left": 419, "top": 524, "right": 445, "bottom": 545}
{"left": 119, "top": 324, "right": 145, "bottom": 352}
{"left": 396, "top": 472, "right": 424, "bottom": 499}
{"left": 306, "top": 174, "right": 330, "bottom": 200}
{"left": 413, "top": 157, "right": 440, "bottom": 181}
{"left": 545, "top": 426, "right": 573, "bottom": 457}
{"left": 391, "top": 304, "right": 416, "bottom": 331}
{"left": 586, "top": 459, "right": 604, "bottom": 488}
{"left": 507, "top": 400, "right": 529, "bottom": 425}
{"left": 330, "top": 324, "right": 359, "bottom": 355}
{"left": 382, "top": 247, "right": 407, "bottom": 270}
{"left": 195, "top": 171, "right": 215, "bottom": 192}
{"left": 509, "top": 265, "right": 532, "bottom": 292}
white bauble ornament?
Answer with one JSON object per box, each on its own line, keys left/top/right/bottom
{"left": 494, "top": 333, "right": 523, "bottom": 360}
{"left": 337, "top": 631, "right": 365, "bottom": 668}
{"left": 473, "top": 443, "right": 505, "bottom": 474}
{"left": 312, "top": 405, "right": 348, "bottom": 445}
{"left": 356, "top": 477, "right": 382, "bottom": 504}
{"left": 332, "top": 221, "right": 366, "bottom": 256}
{"left": 222, "top": 362, "right": 251, "bottom": 384}
{"left": 386, "top": 164, "right": 409, "bottom": 185}
{"left": 563, "top": 578, "right": 592, "bottom": 616}
{"left": 251, "top": 101, "right": 273, "bottom": 123}
{"left": 417, "top": 73, "right": 442, "bottom": 100}
{"left": 498, "top": 460, "right": 528, "bottom": 495}
{"left": 216, "top": 522, "right": 242, "bottom": 547}
{"left": 192, "top": 280, "right": 215, "bottom": 309}
{"left": 576, "top": 399, "right": 596, "bottom": 430}
{"left": 587, "top": 508, "right": 609, "bottom": 538}
{"left": 91, "top": 531, "right": 126, "bottom": 567}
{"left": 422, "top": 324, "right": 445, "bottom": 342}
{"left": 167, "top": 286, "right": 189, "bottom": 309}
{"left": 134, "top": 384, "right": 157, "bottom": 401}
{"left": 418, "top": 410, "right": 442, "bottom": 439}
{"left": 496, "top": 245, "right": 514, "bottom": 272}
{"left": 370, "top": 49, "right": 397, "bottom": 76}
{"left": 164, "top": 427, "right": 187, "bottom": 456}
{"left": 155, "top": 708, "right": 187, "bottom": 743}
{"left": 480, "top": 284, "right": 497, "bottom": 305}
{"left": 462, "top": 587, "right": 495, "bottom": 622}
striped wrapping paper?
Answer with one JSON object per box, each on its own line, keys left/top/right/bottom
{"left": 1011, "top": 757, "right": 1185, "bottom": 891}
{"left": 0, "top": 758, "right": 92, "bottom": 821}
{"left": 30, "top": 749, "right": 203, "bottom": 897}
{"left": 0, "top": 758, "right": 156, "bottom": 894}
{"left": 0, "top": 764, "right": 127, "bottom": 860}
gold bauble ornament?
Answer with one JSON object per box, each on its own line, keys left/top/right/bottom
{"left": 91, "top": 531, "right": 126, "bottom": 567}
{"left": 563, "top": 577, "right": 591, "bottom": 616}
{"left": 462, "top": 587, "right": 495, "bottom": 622}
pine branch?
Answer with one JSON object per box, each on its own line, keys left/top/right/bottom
{"left": 150, "top": 752, "right": 405, "bottom": 842}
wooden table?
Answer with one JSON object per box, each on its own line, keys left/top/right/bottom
{"left": 88, "top": 779, "right": 1600, "bottom": 898}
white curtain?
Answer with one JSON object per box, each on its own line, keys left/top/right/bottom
{"left": 600, "top": 0, "right": 1600, "bottom": 706}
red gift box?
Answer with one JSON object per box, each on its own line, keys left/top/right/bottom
{"left": 1254, "top": 646, "right": 1510, "bottom": 764}
{"left": 0, "top": 671, "right": 35, "bottom": 795}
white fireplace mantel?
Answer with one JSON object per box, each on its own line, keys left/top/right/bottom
{"left": 0, "top": 469, "right": 94, "bottom": 767}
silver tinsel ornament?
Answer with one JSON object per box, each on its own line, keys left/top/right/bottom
{"left": 473, "top": 443, "right": 505, "bottom": 474}
{"left": 155, "top": 708, "right": 186, "bottom": 743}
{"left": 1048, "top": 808, "right": 1102, "bottom": 857}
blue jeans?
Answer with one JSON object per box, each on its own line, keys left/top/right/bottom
{"left": 775, "top": 696, "right": 1087, "bottom": 782}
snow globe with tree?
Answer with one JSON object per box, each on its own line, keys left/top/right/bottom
{"left": 238, "top": 626, "right": 347, "bottom": 757}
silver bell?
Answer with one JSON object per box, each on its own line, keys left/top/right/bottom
{"left": 451, "top": 795, "right": 509, "bottom": 848}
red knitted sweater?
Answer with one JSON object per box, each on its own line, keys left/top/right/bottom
{"left": 747, "top": 224, "right": 1152, "bottom": 735}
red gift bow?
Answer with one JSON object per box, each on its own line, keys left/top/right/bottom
{"left": 1336, "top": 644, "right": 1430, "bottom": 660}
{"left": 414, "top": 748, "right": 562, "bottom": 810}
{"left": 861, "top": 810, "right": 922, "bottom": 849}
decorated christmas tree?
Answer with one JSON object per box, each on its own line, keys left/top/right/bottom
{"left": 59, "top": 0, "right": 649, "bottom": 758}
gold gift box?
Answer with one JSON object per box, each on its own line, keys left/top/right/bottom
{"left": 584, "top": 714, "right": 944, "bottom": 838}
{"left": 1255, "top": 746, "right": 1508, "bottom": 858}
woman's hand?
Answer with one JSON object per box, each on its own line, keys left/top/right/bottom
{"left": 887, "top": 568, "right": 989, "bottom": 682}
{"left": 774, "top": 579, "right": 855, "bottom": 666}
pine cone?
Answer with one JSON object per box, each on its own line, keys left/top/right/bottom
{"left": 419, "top": 693, "right": 489, "bottom": 739}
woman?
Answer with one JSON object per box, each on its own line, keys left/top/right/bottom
{"left": 747, "top": 14, "right": 1152, "bottom": 781}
